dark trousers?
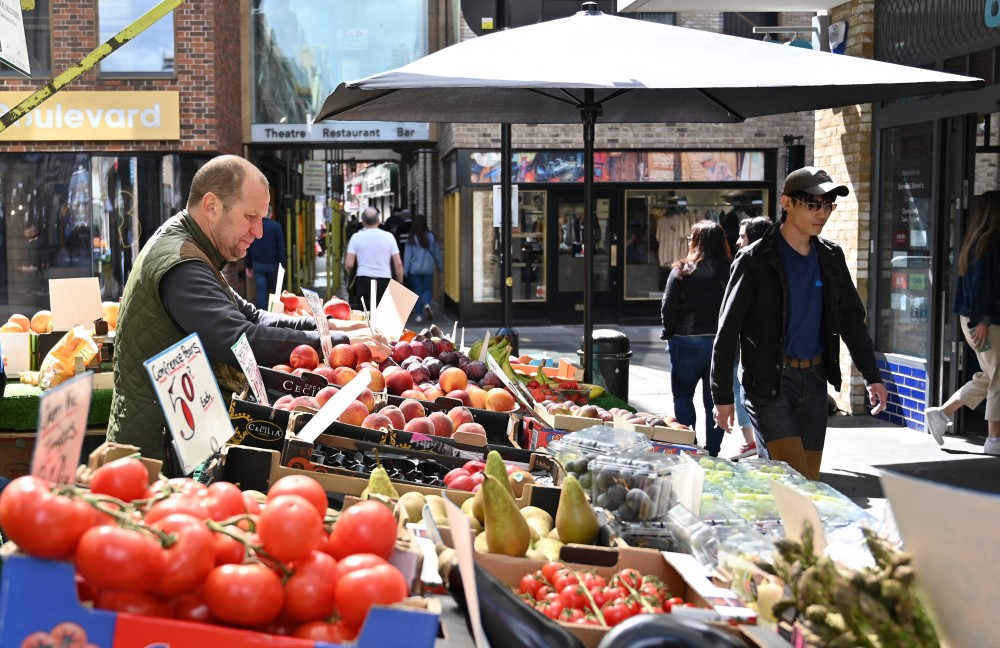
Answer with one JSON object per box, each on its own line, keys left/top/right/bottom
{"left": 350, "top": 275, "right": 391, "bottom": 310}
{"left": 668, "top": 335, "right": 725, "bottom": 456}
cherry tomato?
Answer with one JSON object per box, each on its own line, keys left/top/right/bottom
{"left": 89, "top": 457, "right": 150, "bottom": 503}
{"left": 204, "top": 563, "right": 285, "bottom": 627}
{"left": 335, "top": 563, "right": 408, "bottom": 629}
{"left": 0, "top": 476, "right": 95, "bottom": 559}
{"left": 150, "top": 513, "right": 216, "bottom": 597}
{"left": 614, "top": 568, "right": 643, "bottom": 591}
{"left": 559, "top": 584, "right": 588, "bottom": 610}
{"left": 519, "top": 573, "right": 544, "bottom": 598}
{"left": 75, "top": 525, "right": 167, "bottom": 592}
{"left": 640, "top": 582, "right": 664, "bottom": 604}
{"left": 283, "top": 550, "right": 340, "bottom": 623}
{"left": 602, "top": 600, "right": 634, "bottom": 626}
{"left": 552, "top": 569, "right": 580, "bottom": 593}
{"left": 96, "top": 589, "right": 174, "bottom": 618}
{"left": 203, "top": 482, "right": 246, "bottom": 521}
{"left": 257, "top": 494, "right": 323, "bottom": 562}
{"left": 540, "top": 561, "right": 564, "bottom": 585}
{"left": 266, "top": 475, "right": 329, "bottom": 517}
{"left": 49, "top": 622, "right": 89, "bottom": 648}
{"left": 242, "top": 492, "right": 262, "bottom": 515}
{"left": 560, "top": 607, "right": 585, "bottom": 623}
{"left": 328, "top": 500, "right": 397, "bottom": 560}
{"left": 537, "top": 599, "right": 564, "bottom": 620}
{"left": 293, "top": 620, "right": 358, "bottom": 643}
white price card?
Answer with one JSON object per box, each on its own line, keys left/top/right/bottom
{"left": 32, "top": 371, "right": 93, "bottom": 485}
{"left": 297, "top": 368, "right": 372, "bottom": 443}
{"left": 230, "top": 332, "right": 268, "bottom": 406}
{"left": 269, "top": 263, "right": 286, "bottom": 312}
{"left": 301, "top": 287, "right": 332, "bottom": 366}
{"left": 144, "top": 333, "right": 235, "bottom": 475}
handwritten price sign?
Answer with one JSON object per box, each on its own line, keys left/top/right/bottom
{"left": 231, "top": 332, "right": 269, "bottom": 406}
{"left": 302, "top": 287, "right": 332, "bottom": 366}
{"left": 32, "top": 371, "right": 93, "bottom": 485}
{"left": 144, "top": 333, "right": 235, "bottom": 475}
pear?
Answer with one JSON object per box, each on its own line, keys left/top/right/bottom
{"left": 533, "top": 538, "right": 565, "bottom": 562}
{"left": 472, "top": 451, "right": 512, "bottom": 522}
{"left": 482, "top": 474, "right": 531, "bottom": 557}
{"left": 555, "top": 474, "right": 600, "bottom": 545}
{"left": 423, "top": 495, "right": 450, "bottom": 529}
{"left": 461, "top": 495, "right": 478, "bottom": 520}
{"left": 366, "top": 463, "right": 400, "bottom": 499}
{"left": 520, "top": 506, "right": 554, "bottom": 537}
{"left": 396, "top": 491, "right": 426, "bottom": 523}
{"left": 526, "top": 548, "right": 547, "bottom": 561}
{"left": 474, "top": 531, "right": 489, "bottom": 553}
{"left": 547, "top": 528, "right": 562, "bottom": 541}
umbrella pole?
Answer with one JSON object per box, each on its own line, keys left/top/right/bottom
{"left": 499, "top": 123, "right": 518, "bottom": 354}
{"left": 582, "top": 93, "right": 597, "bottom": 384}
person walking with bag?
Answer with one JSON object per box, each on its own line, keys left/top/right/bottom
{"left": 661, "top": 220, "right": 731, "bottom": 457}
{"left": 926, "top": 191, "right": 1000, "bottom": 454}
{"left": 404, "top": 215, "right": 443, "bottom": 322}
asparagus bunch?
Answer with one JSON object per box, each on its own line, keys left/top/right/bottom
{"left": 753, "top": 523, "right": 938, "bottom": 647}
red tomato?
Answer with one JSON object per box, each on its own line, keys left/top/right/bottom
{"left": 448, "top": 475, "right": 474, "bottom": 491}
{"left": 293, "top": 620, "right": 358, "bottom": 643}
{"left": 96, "top": 590, "right": 174, "bottom": 618}
{"left": 560, "top": 607, "right": 585, "bottom": 623}
{"left": 89, "top": 457, "right": 150, "bottom": 503}
{"left": 257, "top": 494, "right": 323, "bottom": 562}
{"left": 463, "top": 460, "right": 486, "bottom": 474}
{"left": 173, "top": 587, "right": 216, "bottom": 624}
{"left": 266, "top": 475, "right": 329, "bottom": 517}
{"left": 519, "top": 573, "right": 544, "bottom": 598}
{"left": 0, "top": 476, "right": 95, "bottom": 559}
{"left": 213, "top": 528, "right": 248, "bottom": 566}
{"left": 203, "top": 482, "right": 246, "bottom": 521}
{"left": 283, "top": 550, "right": 340, "bottom": 623}
{"left": 204, "top": 563, "right": 285, "bottom": 626}
{"left": 147, "top": 477, "right": 209, "bottom": 500}
{"left": 242, "top": 492, "right": 262, "bottom": 515}
{"left": 552, "top": 569, "right": 579, "bottom": 593}
{"left": 335, "top": 563, "right": 408, "bottom": 629}
{"left": 75, "top": 525, "right": 167, "bottom": 592}
{"left": 328, "top": 500, "right": 397, "bottom": 560}
{"left": 540, "top": 561, "right": 565, "bottom": 585}
{"left": 602, "top": 599, "right": 634, "bottom": 626}
{"left": 536, "top": 600, "right": 564, "bottom": 619}
{"left": 559, "top": 584, "right": 588, "bottom": 610}
{"left": 330, "top": 553, "right": 388, "bottom": 593}
{"left": 150, "top": 513, "right": 217, "bottom": 597}
{"left": 145, "top": 494, "right": 211, "bottom": 525}
{"left": 443, "top": 468, "right": 471, "bottom": 485}
{"left": 614, "top": 568, "right": 643, "bottom": 591}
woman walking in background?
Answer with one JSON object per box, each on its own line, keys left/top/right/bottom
{"left": 661, "top": 220, "right": 732, "bottom": 457}
{"left": 403, "top": 215, "right": 444, "bottom": 323}
{"left": 926, "top": 191, "right": 1000, "bottom": 454}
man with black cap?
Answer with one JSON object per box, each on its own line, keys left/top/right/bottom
{"left": 710, "top": 167, "right": 887, "bottom": 480}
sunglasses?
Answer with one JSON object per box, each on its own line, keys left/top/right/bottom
{"left": 790, "top": 196, "right": 837, "bottom": 212}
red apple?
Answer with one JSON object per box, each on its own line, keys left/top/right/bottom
{"left": 289, "top": 344, "right": 320, "bottom": 371}
{"left": 323, "top": 297, "right": 352, "bottom": 320}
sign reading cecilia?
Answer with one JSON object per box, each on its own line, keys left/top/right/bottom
{"left": 0, "top": 91, "right": 180, "bottom": 141}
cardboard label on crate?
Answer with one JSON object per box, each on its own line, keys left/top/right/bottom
{"left": 230, "top": 333, "right": 269, "bottom": 406}
{"left": 144, "top": 333, "right": 235, "bottom": 475}
{"left": 32, "top": 371, "right": 93, "bottom": 485}
{"left": 770, "top": 481, "right": 828, "bottom": 553}
{"left": 49, "top": 277, "right": 103, "bottom": 331}
{"left": 372, "top": 280, "right": 418, "bottom": 340}
{"left": 297, "top": 368, "right": 372, "bottom": 443}
{"left": 301, "top": 287, "right": 332, "bottom": 366}
{"left": 485, "top": 352, "right": 535, "bottom": 413}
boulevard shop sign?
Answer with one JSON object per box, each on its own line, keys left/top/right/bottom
{"left": 0, "top": 91, "right": 179, "bottom": 141}
{"left": 252, "top": 122, "right": 429, "bottom": 144}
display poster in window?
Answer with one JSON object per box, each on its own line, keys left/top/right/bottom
{"left": 32, "top": 371, "right": 93, "bottom": 485}
{"left": 893, "top": 165, "right": 931, "bottom": 251}
{"left": 144, "top": 333, "right": 234, "bottom": 475}
{"left": 0, "top": 0, "right": 30, "bottom": 77}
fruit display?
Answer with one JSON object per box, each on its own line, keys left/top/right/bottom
{"left": 0, "top": 462, "right": 414, "bottom": 640}
{"left": 513, "top": 561, "right": 689, "bottom": 628}
{"left": 590, "top": 452, "right": 682, "bottom": 522}
{"left": 547, "top": 425, "right": 652, "bottom": 489}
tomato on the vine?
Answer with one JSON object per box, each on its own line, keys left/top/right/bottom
{"left": 144, "top": 494, "right": 211, "bottom": 525}
{"left": 330, "top": 552, "right": 387, "bottom": 593}
{"left": 75, "top": 525, "right": 167, "bottom": 592}
{"left": 204, "top": 563, "right": 285, "bottom": 627}
{"left": 282, "top": 550, "right": 340, "bottom": 623}
{"left": 602, "top": 599, "right": 634, "bottom": 626}
{"left": 89, "top": 457, "right": 150, "bottom": 503}
{"left": 519, "top": 573, "right": 544, "bottom": 598}
{"left": 327, "top": 500, "right": 397, "bottom": 560}
{"left": 150, "top": 513, "right": 216, "bottom": 597}
{"left": 536, "top": 599, "right": 564, "bottom": 620}
{"left": 212, "top": 528, "right": 248, "bottom": 566}
{"left": 559, "top": 584, "right": 588, "bottom": 610}
{"left": 540, "top": 561, "right": 565, "bottom": 584}
{"left": 293, "top": 620, "right": 358, "bottom": 643}
{"left": 559, "top": 607, "right": 585, "bottom": 623}
{"left": 96, "top": 590, "right": 174, "bottom": 618}
{"left": 335, "top": 563, "right": 408, "bottom": 629}
{"left": 614, "top": 568, "right": 643, "bottom": 591}
{"left": 257, "top": 494, "right": 323, "bottom": 562}
{"left": 552, "top": 569, "right": 579, "bottom": 592}
{"left": 0, "top": 476, "right": 95, "bottom": 559}
{"left": 203, "top": 481, "right": 246, "bottom": 521}
{"left": 173, "top": 587, "right": 216, "bottom": 624}
{"left": 266, "top": 474, "right": 329, "bottom": 517}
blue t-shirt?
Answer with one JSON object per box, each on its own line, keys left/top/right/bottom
{"left": 777, "top": 235, "right": 824, "bottom": 359}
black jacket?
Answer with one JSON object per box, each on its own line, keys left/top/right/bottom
{"left": 710, "top": 223, "right": 882, "bottom": 405}
{"left": 660, "top": 259, "right": 728, "bottom": 339}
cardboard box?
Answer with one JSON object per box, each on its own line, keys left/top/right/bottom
{"left": 384, "top": 394, "right": 518, "bottom": 445}
{"left": 0, "top": 433, "right": 33, "bottom": 479}
{"left": 530, "top": 403, "right": 607, "bottom": 434}
{"left": 0, "top": 552, "right": 440, "bottom": 648}
{"left": 473, "top": 546, "right": 757, "bottom": 648}
{"left": 227, "top": 367, "right": 330, "bottom": 451}
{"left": 508, "top": 357, "right": 584, "bottom": 382}
{"left": 76, "top": 442, "right": 163, "bottom": 486}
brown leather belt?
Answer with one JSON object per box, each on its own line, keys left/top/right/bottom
{"left": 784, "top": 354, "right": 823, "bottom": 369}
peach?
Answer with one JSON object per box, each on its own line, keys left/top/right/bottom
{"left": 315, "top": 385, "right": 339, "bottom": 407}
{"left": 398, "top": 398, "right": 426, "bottom": 422}
{"left": 361, "top": 412, "right": 393, "bottom": 430}
{"left": 359, "top": 365, "right": 385, "bottom": 392}
{"left": 485, "top": 388, "right": 516, "bottom": 412}
{"left": 466, "top": 385, "right": 488, "bottom": 409}
{"left": 337, "top": 400, "right": 369, "bottom": 426}
{"left": 427, "top": 411, "right": 454, "bottom": 438}
{"left": 384, "top": 370, "right": 414, "bottom": 395}
{"left": 400, "top": 389, "right": 427, "bottom": 400}
{"left": 454, "top": 422, "right": 487, "bottom": 438}
{"left": 356, "top": 387, "right": 376, "bottom": 413}
{"left": 380, "top": 406, "right": 406, "bottom": 430}
{"left": 351, "top": 343, "right": 373, "bottom": 366}
{"left": 438, "top": 367, "right": 468, "bottom": 393}
{"left": 7, "top": 314, "right": 29, "bottom": 333}
{"left": 445, "top": 390, "right": 472, "bottom": 408}
{"left": 288, "top": 395, "right": 320, "bottom": 411}
{"left": 289, "top": 344, "right": 320, "bottom": 371}
{"left": 331, "top": 366, "right": 358, "bottom": 387}
{"left": 448, "top": 406, "right": 475, "bottom": 429}
{"left": 272, "top": 364, "right": 292, "bottom": 373}
{"left": 30, "top": 310, "right": 53, "bottom": 334}
{"left": 422, "top": 385, "right": 445, "bottom": 401}
{"left": 403, "top": 417, "right": 435, "bottom": 436}
{"left": 273, "top": 394, "right": 295, "bottom": 410}
{"left": 311, "top": 365, "right": 338, "bottom": 384}
{"left": 329, "top": 343, "right": 357, "bottom": 369}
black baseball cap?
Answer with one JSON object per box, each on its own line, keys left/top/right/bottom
{"left": 783, "top": 167, "right": 849, "bottom": 197}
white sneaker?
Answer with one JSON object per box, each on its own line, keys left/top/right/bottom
{"left": 985, "top": 438, "right": 1000, "bottom": 456}
{"left": 925, "top": 407, "right": 949, "bottom": 446}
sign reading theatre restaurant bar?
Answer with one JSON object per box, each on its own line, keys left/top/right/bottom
{"left": 0, "top": 91, "right": 180, "bottom": 141}
{"left": 252, "top": 121, "right": 429, "bottom": 144}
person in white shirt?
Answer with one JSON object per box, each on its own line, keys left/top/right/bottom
{"left": 345, "top": 207, "right": 403, "bottom": 309}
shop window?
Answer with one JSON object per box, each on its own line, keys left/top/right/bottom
{"left": 969, "top": 48, "right": 995, "bottom": 86}
{"left": 98, "top": 0, "right": 175, "bottom": 76}
{"left": 0, "top": 0, "right": 51, "bottom": 77}
{"left": 0, "top": 154, "right": 92, "bottom": 311}
{"left": 471, "top": 189, "right": 546, "bottom": 303}
{"left": 723, "top": 12, "right": 777, "bottom": 40}
{"left": 875, "top": 122, "right": 934, "bottom": 359}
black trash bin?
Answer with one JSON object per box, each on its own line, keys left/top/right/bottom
{"left": 578, "top": 329, "right": 632, "bottom": 400}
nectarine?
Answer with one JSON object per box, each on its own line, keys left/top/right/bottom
{"left": 398, "top": 398, "right": 426, "bottom": 422}
{"left": 7, "top": 314, "right": 29, "bottom": 333}
{"left": 289, "top": 344, "right": 320, "bottom": 371}
{"left": 30, "top": 310, "right": 53, "bottom": 334}
{"left": 329, "top": 343, "right": 357, "bottom": 369}
{"left": 427, "top": 411, "right": 454, "bottom": 438}
{"left": 448, "top": 406, "right": 475, "bottom": 429}
{"left": 361, "top": 412, "right": 393, "bottom": 430}
{"left": 403, "top": 417, "right": 435, "bottom": 436}
{"left": 384, "top": 370, "right": 414, "bottom": 395}
{"left": 351, "top": 343, "right": 373, "bottom": 366}
{"left": 379, "top": 406, "right": 406, "bottom": 430}
{"left": 337, "top": 400, "right": 369, "bottom": 426}
{"left": 445, "top": 390, "right": 473, "bottom": 408}
{"left": 330, "top": 366, "right": 358, "bottom": 386}
{"left": 315, "top": 385, "right": 339, "bottom": 407}
{"left": 356, "top": 387, "right": 376, "bottom": 413}
{"left": 484, "top": 388, "right": 516, "bottom": 412}
{"left": 438, "top": 367, "right": 468, "bottom": 393}
{"left": 453, "top": 422, "right": 487, "bottom": 438}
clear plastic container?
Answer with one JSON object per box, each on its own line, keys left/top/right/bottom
{"left": 612, "top": 519, "right": 674, "bottom": 551}
{"left": 590, "top": 451, "right": 682, "bottom": 521}
{"left": 547, "top": 425, "right": 652, "bottom": 490}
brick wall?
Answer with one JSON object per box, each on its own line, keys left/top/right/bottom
{"left": 814, "top": 0, "right": 875, "bottom": 414}
{"left": 0, "top": 0, "right": 240, "bottom": 154}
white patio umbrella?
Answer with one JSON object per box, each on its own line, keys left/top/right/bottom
{"left": 315, "top": 2, "right": 982, "bottom": 383}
